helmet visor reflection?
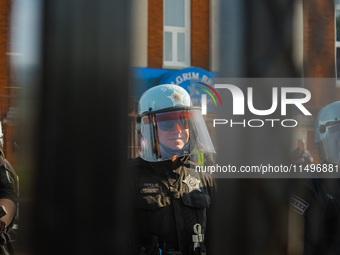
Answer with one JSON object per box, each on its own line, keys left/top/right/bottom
{"left": 143, "top": 111, "right": 190, "bottom": 131}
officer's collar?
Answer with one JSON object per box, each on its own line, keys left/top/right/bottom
{"left": 148, "top": 155, "right": 190, "bottom": 173}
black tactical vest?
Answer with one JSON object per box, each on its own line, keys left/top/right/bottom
{"left": 132, "top": 157, "right": 214, "bottom": 255}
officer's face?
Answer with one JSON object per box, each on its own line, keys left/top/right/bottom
{"left": 158, "top": 120, "right": 189, "bottom": 150}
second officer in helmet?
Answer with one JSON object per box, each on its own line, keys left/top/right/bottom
{"left": 131, "top": 84, "right": 215, "bottom": 255}
{"left": 291, "top": 101, "right": 340, "bottom": 254}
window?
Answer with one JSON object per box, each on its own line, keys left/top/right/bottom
{"left": 163, "top": 0, "right": 190, "bottom": 68}
{"left": 336, "top": 0, "right": 340, "bottom": 81}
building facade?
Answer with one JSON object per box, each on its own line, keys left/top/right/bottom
{"left": 130, "top": 0, "right": 218, "bottom": 98}
{"left": 0, "top": 0, "right": 17, "bottom": 165}
{"left": 301, "top": 0, "right": 340, "bottom": 163}
{"left": 129, "top": 0, "right": 340, "bottom": 163}
{"left": 129, "top": 0, "right": 218, "bottom": 157}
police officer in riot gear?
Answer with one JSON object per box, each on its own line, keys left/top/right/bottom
{"left": 0, "top": 122, "right": 19, "bottom": 255}
{"left": 290, "top": 101, "right": 340, "bottom": 254}
{"left": 315, "top": 101, "right": 340, "bottom": 165}
{"left": 131, "top": 84, "right": 215, "bottom": 255}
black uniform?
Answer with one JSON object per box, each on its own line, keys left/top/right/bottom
{"left": 131, "top": 156, "right": 214, "bottom": 255}
{"left": 291, "top": 179, "right": 340, "bottom": 254}
{"left": 0, "top": 150, "right": 18, "bottom": 255}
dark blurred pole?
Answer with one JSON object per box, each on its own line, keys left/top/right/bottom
{"left": 212, "top": 0, "right": 299, "bottom": 254}
{"left": 20, "top": 0, "right": 132, "bottom": 254}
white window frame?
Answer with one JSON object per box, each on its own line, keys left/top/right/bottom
{"left": 335, "top": 3, "right": 340, "bottom": 85}
{"left": 163, "top": 0, "right": 191, "bottom": 69}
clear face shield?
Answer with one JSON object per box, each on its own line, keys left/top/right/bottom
{"left": 136, "top": 108, "right": 215, "bottom": 162}
{"left": 320, "top": 121, "right": 340, "bottom": 164}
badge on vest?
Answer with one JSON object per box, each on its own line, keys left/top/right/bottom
{"left": 183, "top": 175, "right": 201, "bottom": 192}
{"left": 290, "top": 195, "right": 310, "bottom": 215}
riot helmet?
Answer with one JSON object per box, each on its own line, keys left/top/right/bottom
{"left": 315, "top": 101, "right": 340, "bottom": 164}
{"left": 136, "top": 84, "right": 215, "bottom": 162}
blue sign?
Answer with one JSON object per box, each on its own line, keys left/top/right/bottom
{"left": 159, "top": 67, "right": 214, "bottom": 106}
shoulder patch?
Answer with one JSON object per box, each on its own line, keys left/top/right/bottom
{"left": 290, "top": 195, "right": 310, "bottom": 215}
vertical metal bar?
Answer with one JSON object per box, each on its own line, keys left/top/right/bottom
{"left": 211, "top": 1, "right": 297, "bottom": 254}
{"left": 25, "top": 1, "right": 132, "bottom": 254}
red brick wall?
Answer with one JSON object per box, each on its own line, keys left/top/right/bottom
{"left": 0, "top": 0, "right": 9, "bottom": 118}
{"left": 191, "top": 0, "right": 210, "bottom": 70}
{"left": 303, "top": 0, "right": 337, "bottom": 114}
{"left": 0, "top": 0, "right": 13, "bottom": 163}
{"left": 3, "top": 123, "right": 16, "bottom": 166}
{"left": 303, "top": 0, "right": 335, "bottom": 78}
{"left": 148, "top": 0, "right": 163, "bottom": 68}
{"left": 148, "top": 0, "right": 210, "bottom": 70}
{"left": 303, "top": 0, "right": 340, "bottom": 162}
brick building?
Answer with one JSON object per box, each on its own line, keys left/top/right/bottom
{"left": 129, "top": 0, "right": 340, "bottom": 163}
{"left": 0, "top": 0, "right": 17, "bottom": 165}
{"left": 0, "top": 0, "right": 337, "bottom": 164}
{"left": 297, "top": 0, "right": 340, "bottom": 163}
{"left": 130, "top": 0, "right": 217, "bottom": 99}
{"left": 129, "top": 0, "right": 217, "bottom": 157}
